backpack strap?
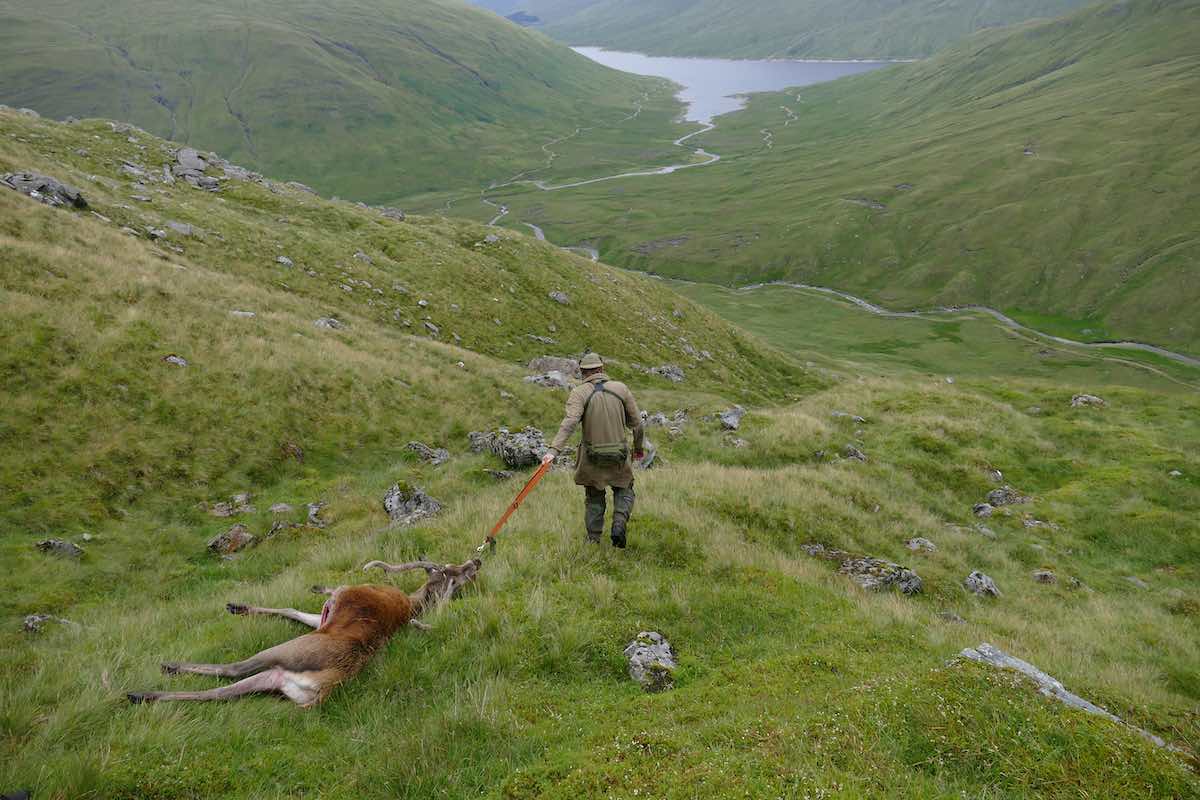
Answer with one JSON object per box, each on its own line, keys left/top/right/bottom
{"left": 582, "top": 380, "right": 610, "bottom": 418}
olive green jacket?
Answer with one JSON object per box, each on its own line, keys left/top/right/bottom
{"left": 549, "top": 373, "right": 645, "bottom": 489}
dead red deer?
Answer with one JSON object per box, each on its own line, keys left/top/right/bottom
{"left": 127, "top": 557, "right": 480, "bottom": 707}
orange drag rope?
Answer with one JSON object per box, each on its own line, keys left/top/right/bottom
{"left": 476, "top": 460, "right": 552, "bottom": 554}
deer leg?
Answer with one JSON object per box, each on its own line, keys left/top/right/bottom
{"left": 226, "top": 602, "right": 322, "bottom": 629}
{"left": 129, "top": 667, "right": 286, "bottom": 704}
{"left": 160, "top": 637, "right": 309, "bottom": 678}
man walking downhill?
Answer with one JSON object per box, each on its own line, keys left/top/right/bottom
{"left": 542, "top": 352, "right": 645, "bottom": 547}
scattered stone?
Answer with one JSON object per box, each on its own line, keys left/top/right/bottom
{"left": 306, "top": 502, "right": 327, "bottom": 528}
{"left": 166, "top": 221, "right": 195, "bottom": 237}
{"left": 843, "top": 445, "right": 868, "bottom": 463}
{"left": 972, "top": 503, "right": 995, "bottom": 518}
{"left": 382, "top": 483, "right": 442, "bottom": 527}
{"left": 987, "top": 485, "right": 1029, "bottom": 506}
{"left": 269, "top": 503, "right": 294, "bottom": 514}
{"left": 424, "top": 321, "right": 440, "bottom": 337}
{"left": 624, "top": 631, "right": 677, "bottom": 692}
{"left": 938, "top": 611, "right": 967, "bottom": 624}
{"left": 1032, "top": 570, "right": 1057, "bottom": 584}
{"left": 276, "top": 256, "right": 294, "bottom": 268}
{"left": 527, "top": 334, "right": 557, "bottom": 345}
{"left": 146, "top": 227, "right": 167, "bottom": 240}
{"left": 831, "top": 410, "right": 867, "bottom": 424}
{"left": 469, "top": 426, "right": 549, "bottom": 468}
{"left": 175, "top": 147, "right": 208, "bottom": 173}
{"left": 18, "top": 107, "right": 40, "bottom": 118}
{"left": 353, "top": 250, "right": 372, "bottom": 264}
{"left": 964, "top": 571, "right": 1000, "bottom": 597}
{"left": 209, "top": 492, "right": 254, "bottom": 517}
{"left": 1070, "top": 394, "right": 1106, "bottom": 408}
{"left": 1168, "top": 469, "right": 1183, "bottom": 478}
{"left": 527, "top": 356, "right": 581, "bottom": 379}
{"left": 960, "top": 642, "right": 1174, "bottom": 750}
{"left": 1124, "top": 575, "right": 1149, "bottom": 589}
{"left": 719, "top": 405, "right": 746, "bottom": 430}
{"left": 986, "top": 468, "right": 1004, "bottom": 483}
{"left": 486, "top": 469, "right": 513, "bottom": 481}
{"left": 23, "top": 613, "right": 71, "bottom": 633}
{"left": 314, "top": 317, "right": 343, "bottom": 330}
{"left": 377, "top": 206, "right": 406, "bottom": 221}
{"left": 35, "top": 538, "right": 84, "bottom": 558}
{"left": 725, "top": 436, "right": 749, "bottom": 449}
{"left": 906, "top": 537, "right": 936, "bottom": 553}
{"left": 484, "top": 233, "right": 501, "bottom": 244}
{"left": 407, "top": 441, "right": 450, "bottom": 466}
{"left": 207, "top": 524, "right": 255, "bottom": 555}
{"left": 1022, "top": 517, "right": 1056, "bottom": 530}
{"left": 286, "top": 181, "right": 317, "bottom": 195}
{"left": 548, "top": 290, "right": 570, "bottom": 305}
{"left": 131, "top": 194, "right": 152, "bottom": 203}
{"left": 974, "top": 523, "right": 997, "bottom": 539}
{"left": 160, "top": 353, "right": 190, "bottom": 368}
{"left": 524, "top": 370, "right": 572, "bottom": 390}
{"left": 2, "top": 172, "right": 88, "bottom": 208}
{"left": 647, "top": 364, "right": 685, "bottom": 383}
{"left": 230, "top": 310, "right": 256, "bottom": 319}
{"left": 802, "top": 543, "right": 922, "bottom": 594}
{"left": 644, "top": 412, "right": 670, "bottom": 427}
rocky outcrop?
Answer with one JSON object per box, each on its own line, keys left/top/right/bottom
{"left": 35, "top": 538, "right": 84, "bottom": 558}
{"left": 524, "top": 371, "right": 572, "bottom": 390}
{"left": 469, "top": 426, "right": 548, "bottom": 468}
{"left": 960, "top": 643, "right": 1175, "bottom": 750}
{"left": 23, "top": 613, "right": 72, "bottom": 633}
{"left": 306, "top": 501, "right": 327, "bottom": 529}
{"left": 719, "top": 405, "right": 746, "bottom": 430}
{"left": 1070, "top": 394, "right": 1106, "bottom": 408}
{"left": 624, "top": 631, "right": 677, "bottom": 692}
{"left": 314, "top": 317, "right": 343, "bottom": 330}
{"left": 207, "top": 524, "right": 255, "bottom": 555}
{"left": 528, "top": 356, "right": 581, "bottom": 379}
{"left": 987, "top": 485, "right": 1028, "bottom": 506}
{"left": 964, "top": 571, "right": 1000, "bottom": 597}
{"left": 803, "top": 543, "right": 922, "bottom": 595}
{"left": 407, "top": 441, "right": 449, "bottom": 466}
{"left": 647, "top": 364, "right": 685, "bottom": 383}
{"left": 209, "top": 492, "right": 255, "bottom": 517}
{"left": 831, "top": 410, "right": 867, "bottom": 424}
{"left": 843, "top": 445, "right": 868, "bottom": 463}
{"left": 906, "top": 537, "right": 936, "bottom": 553}
{"left": 382, "top": 483, "right": 442, "bottom": 527}
{"left": 2, "top": 172, "right": 87, "bottom": 208}
{"left": 548, "top": 290, "right": 570, "bottom": 305}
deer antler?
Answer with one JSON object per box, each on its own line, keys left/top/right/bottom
{"left": 363, "top": 559, "right": 443, "bottom": 574}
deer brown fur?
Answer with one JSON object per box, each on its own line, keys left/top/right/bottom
{"left": 127, "top": 557, "right": 480, "bottom": 707}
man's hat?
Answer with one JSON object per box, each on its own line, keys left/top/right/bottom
{"left": 579, "top": 352, "right": 604, "bottom": 370}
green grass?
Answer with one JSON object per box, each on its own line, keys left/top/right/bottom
{"left": 672, "top": 281, "right": 1200, "bottom": 392}
{"left": 519, "top": 0, "right": 1093, "bottom": 59}
{"left": 3, "top": 110, "right": 1199, "bottom": 798}
{"left": 475, "top": 0, "right": 1200, "bottom": 354}
{"left": 0, "top": 0, "right": 665, "bottom": 203}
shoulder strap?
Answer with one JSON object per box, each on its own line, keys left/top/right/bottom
{"left": 582, "top": 381, "right": 613, "bottom": 418}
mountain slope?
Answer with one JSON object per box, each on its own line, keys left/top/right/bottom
{"left": 2, "top": 109, "right": 1198, "bottom": 798}
{"left": 0, "top": 0, "right": 660, "bottom": 203}
{"left": 483, "top": 0, "right": 1200, "bottom": 353}
{"left": 475, "top": 0, "right": 1094, "bottom": 58}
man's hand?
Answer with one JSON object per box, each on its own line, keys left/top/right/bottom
{"left": 633, "top": 449, "right": 645, "bottom": 462}
{"left": 541, "top": 451, "right": 556, "bottom": 466}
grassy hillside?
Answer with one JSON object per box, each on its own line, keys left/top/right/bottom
{"left": 480, "top": 0, "right": 1200, "bottom": 354}
{"left": 2, "top": 110, "right": 1199, "bottom": 798}
{"left": 476, "top": 0, "right": 1094, "bottom": 59}
{"left": 0, "top": 0, "right": 668, "bottom": 203}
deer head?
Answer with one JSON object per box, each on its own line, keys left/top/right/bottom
{"left": 362, "top": 557, "right": 481, "bottom": 616}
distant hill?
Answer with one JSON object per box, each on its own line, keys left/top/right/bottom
{"left": 485, "top": 0, "right": 1200, "bottom": 353}
{"left": 470, "top": 0, "right": 1096, "bottom": 58}
{"left": 0, "top": 0, "right": 658, "bottom": 203}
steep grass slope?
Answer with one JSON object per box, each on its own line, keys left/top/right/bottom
{"left": 485, "top": 0, "right": 1200, "bottom": 353}
{"left": 0, "top": 0, "right": 661, "bottom": 203}
{"left": 474, "top": 0, "right": 1093, "bottom": 58}
{"left": 2, "top": 110, "right": 1198, "bottom": 799}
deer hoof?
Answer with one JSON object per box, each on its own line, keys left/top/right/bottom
{"left": 161, "top": 662, "right": 181, "bottom": 675}
{"left": 127, "top": 692, "right": 151, "bottom": 704}
{"left": 226, "top": 602, "right": 249, "bottom": 615}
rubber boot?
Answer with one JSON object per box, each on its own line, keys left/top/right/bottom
{"left": 584, "top": 486, "right": 606, "bottom": 543}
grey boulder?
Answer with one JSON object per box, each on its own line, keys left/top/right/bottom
{"left": 624, "top": 631, "right": 677, "bottom": 692}
{"left": 207, "top": 524, "right": 255, "bottom": 555}
{"left": 1070, "top": 394, "right": 1106, "bottom": 408}
{"left": 719, "top": 405, "right": 746, "bottom": 430}
{"left": 35, "top": 538, "right": 84, "bottom": 558}
{"left": 382, "top": 483, "right": 442, "bottom": 526}
{"left": 407, "top": 441, "right": 450, "bottom": 466}
{"left": 2, "top": 172, "right": 87, "bottom": 208}
{"left": 527, "top": 356, "right": 581, "bottom": 379}
{"left": 524, "top": 370, "right": 572, "bottom": 390}
{"left": 964, "top": 571, "right": 1000, "bottom": 597}
{"left": 987, "top": 485, "right": 1028, "bottom": 506}
{"left": 469, "top": 426, "right": 548, "bottom": 468}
